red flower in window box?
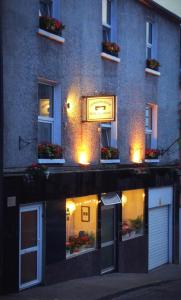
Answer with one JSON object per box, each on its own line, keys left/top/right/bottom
{"left": 39, "top": 16, "right": 65, "bottom": 36}
{"left": 145, "top": 149, "right": 160, "bottom": 159}
{"left": 101, "top": 147, "right": 119, "bottom": 159}
{"left": 38, "top": 143, "right": 63, "bottom": 159}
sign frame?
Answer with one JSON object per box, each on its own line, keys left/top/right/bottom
{"left": 82, "top": 95, "right": 116, "bottom": 122}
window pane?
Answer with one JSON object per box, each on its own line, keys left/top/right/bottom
{"left": 103, "top": 26, "right": 111, "bottom": 42}
{"left": 107, "top": 0, "right": 111, "bottom": 25}
{"left": 66, "top": 195, "right": 98, "bottom": 258}
{"left": 145, "top": 106, "right": 152, "bottom": 130}
{"left": 38, "top": 122, "right": 52, "bottom": 143}
{"left": 101, "top": 127, "right": 111, "bottom": 147}
{"left": 101, "top": 244, "right": 114, "bottom": 270}
{"left": 146, "top": 47, "right": 152, "bottom": 59}
{"left": 121, "top": 189, "right": 145, "bottom": 241}
{"left": 21, "top": 252, "right": 37, "bottom": 284}
{"left": 146, "top": 133, "right": 152, "bottom": 149}
{"left": 101, "top": 208, "right": 114, "bottom": 243}
{"left": 21, "top": 211, "right": 37, "bottom": 249}
{"left": 39, "top": 0, "right": 52, "bottom": 17}
{"left": 38, "top": 83, "right": 53, "bottom": 117}
{"left": 148, "top": 23, "right": 152, "bottom": 44}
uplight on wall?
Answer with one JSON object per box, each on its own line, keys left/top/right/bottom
{"left": 130, "top": 145, "right": 142, "bottom": 163}
{"left": 121, "top": 194, "right": 127, "bottom": 207}
{"left": 79, "top": 148, "right": 90, "bottom": 165}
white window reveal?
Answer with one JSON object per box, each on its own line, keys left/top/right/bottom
{"left": 145, "top": 103, "right": 158, "bottom": 149}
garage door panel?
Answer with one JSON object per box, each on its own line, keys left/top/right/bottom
{"left": 149, "top": 206, "right": 169, "bottom": 270}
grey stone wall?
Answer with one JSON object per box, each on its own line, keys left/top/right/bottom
{"left": 2, "top": 0, "right": 180, "bottom": 169}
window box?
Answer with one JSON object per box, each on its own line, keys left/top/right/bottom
{"left": 101, "top": 41, "right": 120, "bottom": 62}
{"left": 101, "top": 147, "right": 119, "bottom": 160}
{"left": 101, "top": 159, "right": 120, "bottom": 164}
{"left": 101, "top": 52, "right": 120, "bottom": 63}
{"left": 38, "top": 143, "right": 65, "bottom": 163}
{"left": 145, "top": 149, "right": 160, "bottom": 160}
{"left": 144, "top": 159, "right": 159, "bottom": 163}
{"left": 145, "top": 68, "right": 160, "bottom": 76}
{"left": 145, "top": 59, "right": 160, "bottom": 76}
{"left": 38, "top": 158, "right": 65, "bottom": 164}
{"left": 38, "top": 28, "right": 65, "bottom": 44}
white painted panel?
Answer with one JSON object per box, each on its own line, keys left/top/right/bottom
{"left": 148, "top": 187, "right": 173, "bottom": 208}
{"left": 149, "top": 206, "right": 169, "bottom": 270}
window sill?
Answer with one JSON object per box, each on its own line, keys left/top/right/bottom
{"left": 122, "top": 232, "right": 144, "bottom": 242}
{"left": 145, "top": 68, "right": 160, "bottom": 76}
{"left": 144, "top": 159, "right": 160, "bottom": 163}
{"left": 37, "top": 28, "right": 65, "bottom": 44}
{"left": 101, "top": 159, "right": 120, "bottom": 164}
{"left": 66, "top": 247, "right": 96, "bottom": 259}
{"left": 38, "top": 158, "right": 65, "bottom": 164}
{"left": 101, "top": 52, "right": 120, "bottom": 63}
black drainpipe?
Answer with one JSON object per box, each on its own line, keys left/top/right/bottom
{"left": 0, "top": 0, "right": 3, "bottom": 293}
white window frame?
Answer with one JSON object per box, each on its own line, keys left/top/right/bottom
{"left": 102, "top": 0, "right": 117, "bottom": 42}
{"left": 146, "top": 21, "right": 157, "bottom": 60}
{"left": 38, "top": 81, "right": 61, "bottom": 145}
{"left": 145, "top": 103, "right": 158, "bottom": 149}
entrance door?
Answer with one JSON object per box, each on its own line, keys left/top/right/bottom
{"left": 101, "top": 205, "right": 116, "bottom": 274}
{"left": 19, "top": 204, "right": 42, "bottom": 290}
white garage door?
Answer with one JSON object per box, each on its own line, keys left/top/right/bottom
{"left": 149, "top": 205, "right": 169, "bottom": 270}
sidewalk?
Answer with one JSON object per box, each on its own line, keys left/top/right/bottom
{"left": 1, "top": 264, "right": 181, "bottom": 300}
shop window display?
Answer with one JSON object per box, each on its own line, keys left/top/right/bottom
{"left": 66, "top": 195, "right": 98, "bottom": 257}
{"left": 122, "top": 189, "right": 145, "bottom": 241}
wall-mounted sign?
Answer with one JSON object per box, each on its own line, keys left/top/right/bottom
{"left": 82, "top": 96, "right": 115, "bottom": 122}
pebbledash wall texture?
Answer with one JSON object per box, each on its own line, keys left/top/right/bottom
{"left": 1, "top": 0, "right": 180, "bottom": 169}
{"left": 1, "top": 0, "right": 181, "bottom": 294}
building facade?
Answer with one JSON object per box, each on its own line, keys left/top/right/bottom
{"left": 1, "top": 0, "right": 181, "bottom": 294}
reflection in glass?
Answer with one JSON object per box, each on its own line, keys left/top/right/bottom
{"left": 21, "top": 252, "right": 37, "bottom": 284}
{"left": 21, "top": 211, "right": 37, "bottom": 249}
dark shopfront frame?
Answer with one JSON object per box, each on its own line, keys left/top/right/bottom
{"left": 2, "top": 166, "right": 180, "bottom": 293}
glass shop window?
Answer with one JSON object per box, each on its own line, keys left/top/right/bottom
{"left": 66, "top": 195, "right": 98, "bottom": 258}
{"left": 121, "top": 189, "right": 145, "bottom": 241}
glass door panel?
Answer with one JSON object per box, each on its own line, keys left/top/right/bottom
{"left": 19, "top": 204, "right": 42, "bottom": 290}
{"left": 101, "top": 205, "right": 116, "bottom": 274}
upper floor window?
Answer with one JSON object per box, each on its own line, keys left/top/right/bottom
{"left": 145, "top": 103, "right": 158, "bottom": 149}
{"left": 102, "top": 0, "right": 112, "bottom": 42}
{"left": 146, "top": 22, "right": 153, "bottom": 59}
{"left": 39, "top": 0, "right": 60, "bottom": 19}
{"left": 38, "top": 82, "right": 61, "bottom": 145}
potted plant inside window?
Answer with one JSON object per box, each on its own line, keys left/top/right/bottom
{"left": 101, "top": 147, "right": 119, "bottom": 160}
{"left": 102, "top": 41, "right": 120, "bottom": 57}
{"left": 129, "top": 216, "right": 143, "bottom": 235}
{"left": 146, "top": 59, "right": 160, "bottom": 71}
{"left": 39, "top": 16, "right": 65, "bottom": 36}
{"left": 38, "top": 143, "right": 65, "bottom": 163}
{"left": 145, "top": 148, "right": 160, "bottom": 160}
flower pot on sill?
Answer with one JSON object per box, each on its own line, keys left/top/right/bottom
{"left": 103, "top": 50, "right": 119, "bottom": 57}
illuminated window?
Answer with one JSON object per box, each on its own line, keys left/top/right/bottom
{"left": 66, "top": 195, "right": 98, "bottom": 258}
{"left": 122, "top": 189, "right": 145, "bottom": 241}
{"left": 101, "top": 123, "right": 111, "bottom": 147}
{"left": 145, "top": 103, "right": 158, "bottom": 149}
{"left": 38, "top": 82, "right": 61, "bottom": 144}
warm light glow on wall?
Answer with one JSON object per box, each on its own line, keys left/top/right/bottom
{"left": 131, "top": 144, "right": 142, "bottom": 163}
{"left": 121, "top": 194, "right": 127, "bottom": 207}
{"left": 79, "top": 146, "right": 90, "bottom": 165}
